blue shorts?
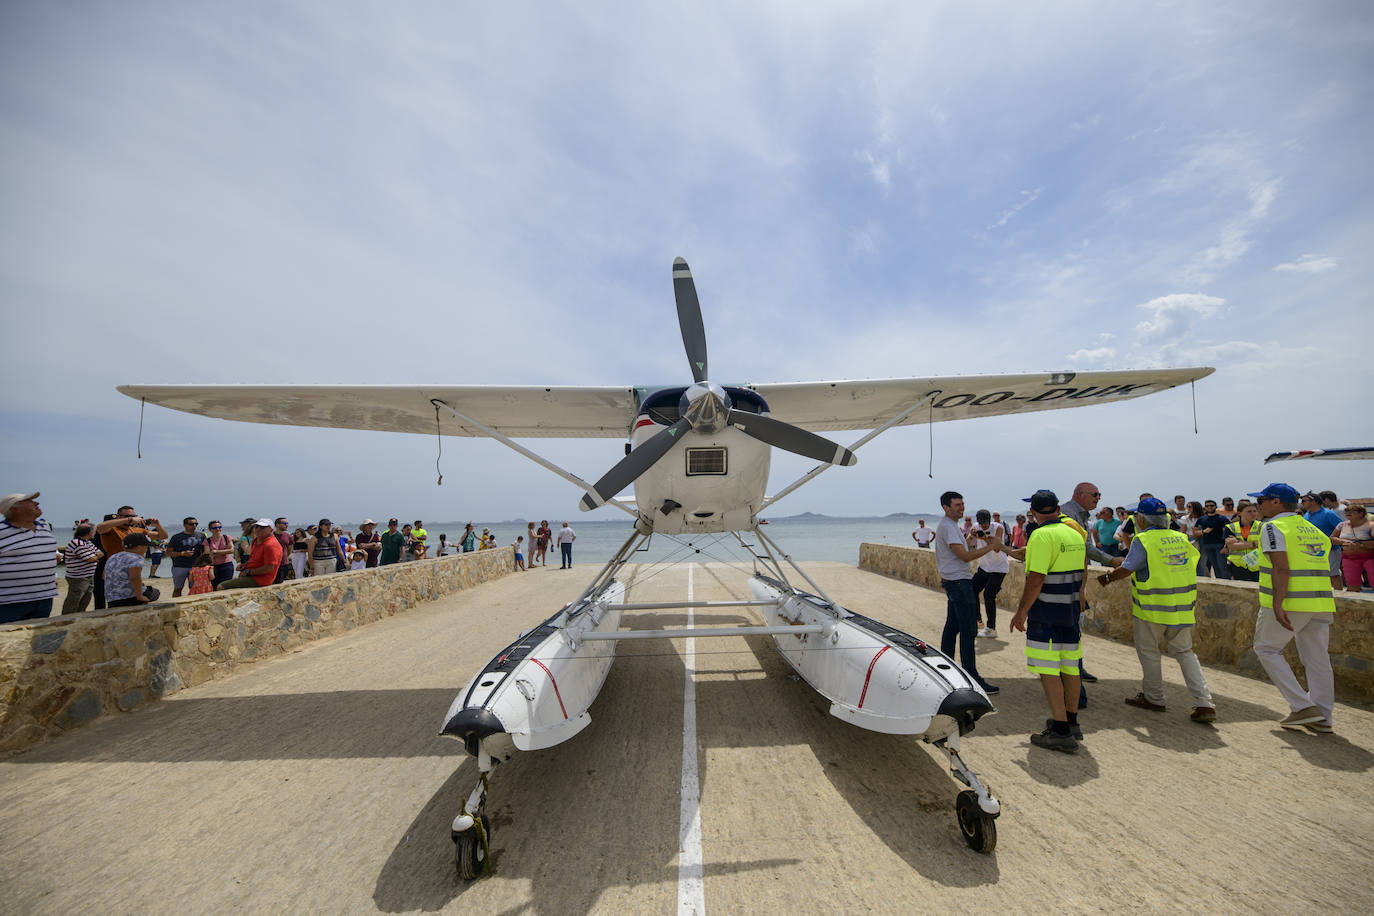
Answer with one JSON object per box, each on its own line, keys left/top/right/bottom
{"left": 1025, "top": 619, "right": 1082, "bottom": 676}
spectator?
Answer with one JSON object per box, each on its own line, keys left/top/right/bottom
{"left": 412, "top": 521, "right": 428, "bottom": 556}
{"left": 379, "top": 519, "right": 405, "bottom": 566}
{"left": 1320, "top": 490, "right": 1346, "bottom": 521}
{"left": 104, "top": 532, "right": 155, "bottom": 608}
{"left": 0, "top": 492, "right": 58, "bottom": 622}
{"left": 536, "top": 520, "right": 551, "bottom": 566}
{"left": 912, "top": 519, "right": 935, "bottom": 548}
{"left": 479, "top": 527, "right": 494, "bottom": 550}
{"left": 217, "top": 520, "right": 282, "bottom": 590}
{"left": 1249, "top": 483, "right": 1336, "bottom": 734}
{"left": 527, "top": 522, "right": 537, "bottom": 559}
{"left": 556, "top": 521, "right": 577, "bottom": 568}
{"left": 991, "top": 512, "right": 1007, "bottom": 540}
{"left": 166, "top": 517, "right": 208, "bottom": 598}
{"left": 961, "top": 516, "right": 973, "bottom": 537}
{"left": 94, "top": 506, "right": 166, "bottom": 609}
{"left": 234, "top": 518, "right": 256, "bottom": 566}
{"left": 1171, "top": 494, "right": 1188, "bottom": 521}
{"left": 1223, "top": 503, "right": 1262, "bottom": 582}
{"left": 1331, "top": 505, "right": 1373, "bottom": 592}
{"left": 146, "top": 532, "right": 165, "bottom": 578}
{"left": 400, "top": 524, "right": 416, "bottom": 562}
{"left": 1093, "top": 507, "right": 1121, "bottom": 559}
{"left": 349, "top": 550, "right": 367, "bottom": 571}
{"left": 1219, "top": 497, "right": 1237, "bottom": 520}
{"left": 205, "top": 520, "right": 236, "bottom": 587}
{"left": 934, "top": 491, "right": 1001, "bottom": 694}
{"left": 307, "top": 519, "right": 345, "bottom": 577}
{"left": 968, "top": 509, "right": 1007, "bottom": 638}
{"left": 1179, "top": 501, "right": 1204, "bottom": 543}
{"left": 61, "top": 522, "right": 102, "bottom": 615}
{"left": 436, "top": 533, "right": 450, "bottom": 556}
{"left": 1009, "top": 489, "right": 1085, "bottom": 751}
{"left": 290, "top": 528, "right": 310, "bottom": 579}
{"left": 1096, "top": 497, "right": 1215, "bottom": 722}
{"left": 273, "top": 517, "right": 295, "bottom": 582}
{"left": 1301, "top": 491, "right": 1345, "bottom": 590}
{"left": 355, "top": 520, "right": 381, "bottom": 568}
{"left": 513, "top": 535, "right": 527, "bottom": 571}
{"left": 188, "top": 553, "right": 216, "bottom": 595}
{"left": 1011, "top": 515, "right": 1028, "bottom": 549}
{"left": 461, "top": 523, "right": 478, "bottom": 553}
{"left": 1193, "top": 500, "right": 1233, "bottom": 579}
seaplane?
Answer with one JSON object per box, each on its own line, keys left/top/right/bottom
{"left": 120, "top": 258, "right": 1213, "bottom": 876}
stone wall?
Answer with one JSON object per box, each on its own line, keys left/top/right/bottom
{"left": 0, "top": 550, "right": 514, "bottom": 754}
{"left": 858, "top": 543, "right": 1374, "bottom": 704}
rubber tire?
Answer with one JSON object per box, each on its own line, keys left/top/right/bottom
{"left": 955, "top": 789, "right": 997, "bottom": 853}
{"left": 454, "top": 814, "right": 492, "bottom": 880}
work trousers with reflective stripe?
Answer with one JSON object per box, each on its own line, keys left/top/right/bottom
{"left": 1253, "top": 608, "right": 1334, "bottom": 723}
{"left": 1132, "top": 617, "right": 1212, "bottom": 707}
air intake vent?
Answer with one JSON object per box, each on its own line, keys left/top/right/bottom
{"left": 685, "top": 447, "right": 727, "bottom": 476}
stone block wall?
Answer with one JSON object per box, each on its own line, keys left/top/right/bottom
{"left": 858, "top": 543, "right": 1374, "bottom": 704}
{"left": 0, "top": 549, "right": 514, "bottom": 754}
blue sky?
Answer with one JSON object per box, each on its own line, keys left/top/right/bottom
{"left": 2, "top": 1, "right": 1371, "bottom": 527}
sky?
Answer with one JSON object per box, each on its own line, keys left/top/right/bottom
{"left": 2, "top": 1, "right": 1371, "bottom": 528}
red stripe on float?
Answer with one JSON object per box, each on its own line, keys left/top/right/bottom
{"left": 633, "top": 417, "right": 656, "bottom": 432}
{"left": 530, "top": 658, "right": 568, "bottom": 719}
{"left": 857, "top": 646, "right": 889, "bottom": 709}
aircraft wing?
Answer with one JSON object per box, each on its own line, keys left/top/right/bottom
{"left": 1264, "top": 448, "right": 1374, "bottom": 464}
{"left": 116, "top": 385, "right": 638, "bottom": 438}
{"left": 749, "top": 367, "right": 1214, "bottom": 433}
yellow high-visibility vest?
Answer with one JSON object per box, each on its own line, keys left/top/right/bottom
{"left": 1130, "top": 528, "right": 1198, "bottom": 625}
{"left": 1258, "top": 515, "right": 1336, "bottom": 613}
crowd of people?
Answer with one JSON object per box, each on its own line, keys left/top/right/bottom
{"left": 916, "top": 480, "right": 1367, "bottom": 755}
{"left": 0, "top": 491, "right": 585, "bottom": 623}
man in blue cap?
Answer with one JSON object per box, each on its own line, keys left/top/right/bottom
{"left": 1248, "top": 483, "right": 1337, "bottom": 733}
{"left": 1010, "top": 489, "right": 1086, "bottom": 752}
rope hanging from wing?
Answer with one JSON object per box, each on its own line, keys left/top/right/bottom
{"left": 137, "top": 397, "right": 145, "bottom": 459}
{"left": 928, "top": 396, "right": 934, "bottom": 478}
{"left": 434, "top": 403, "right": 443, "bottom": 486}
{"left": 1191, "top": 379, "right": 1198, "bottom": 434}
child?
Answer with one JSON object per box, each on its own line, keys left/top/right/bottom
{"left": 409, "top": 541, "right": 426, "bottom": 562}
{"left": 436, "top": 533, "right": 449, "bottom": 556}
{"left": 188, "top": 553, "right": 216, "bottom": 596}
{"left": 513, "top": 535, "right": 526, "bottom": 571}
{"left": 349, "top": 549, "right": 367, "bottom": 571}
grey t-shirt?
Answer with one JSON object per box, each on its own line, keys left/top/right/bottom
{"left": 935, "top": 516, "right": 972, "bottom": 581}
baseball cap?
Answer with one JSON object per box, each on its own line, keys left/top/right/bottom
{"left": 0, "top": 492, "right": 39, "bottom": 515}
{"left": 1247, "top": 483, "right": 1300, "bottom": 502}
{"left": 1300, "top": 491, "right": 1321, "bottom": 501}
{"left": 1021, "top": 489, "right": 1059, "bottom": 512}
{"left": 240, "top": 517, "right": 256, "bottom": 526}
{"left": 1128, "top": 497, "right": 1169, "bottom": 515}
{"left": 254, "top": 518, "right": 273, "bottom": 527}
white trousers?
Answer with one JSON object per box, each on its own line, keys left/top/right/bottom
{"left": 1253, "top": 609, "right": 1334, "bottom": 722}
{"left": 1133, "top": 618, "right": 1213, "bottom": 707}
{"left": 290, "top": 553, "right": 306, "bottom": 580}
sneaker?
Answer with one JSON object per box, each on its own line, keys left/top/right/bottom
{"left": 1030, "top": 728, "right": 1078, "bottom": 753}
{"left": 1190, "top": 706, "right": 1217, "bottom": 723}
{"left": 1303, "top": 719, "right": 1334, "bottom": 734}
{"left": 1278, "top": 706, "right": 1324, "bottom": 730}
{"left": 1125, "top": 692, "right": 1166, "bottom": 712}
{"left": 1047, "top": 717, "right": 1084, "bottom": 740}
{"left": 1079, "top": 669, "right": 1099, "bottom": 683}
{"left": 977, "top": 627, "right": 995, "bottom": 638}
{"left": 977, "top": 681, "right": 1000, "bottom": 695}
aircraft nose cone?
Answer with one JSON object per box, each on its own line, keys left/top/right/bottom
{"left": 680, "top": 382, "right": 731, "bottom": 434}
{"left": 938, "top": 687, "right": 995, "bottom": 736}
{"left": 442, "top": 707, "right": 507, "bottom": 757}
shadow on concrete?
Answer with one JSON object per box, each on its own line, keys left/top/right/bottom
{"left": 1272, "top": 728, "right": 1374, "bottom": 772}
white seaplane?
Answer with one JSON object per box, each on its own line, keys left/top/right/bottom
{"left": 120, "top": 258, "right": 1213, "bottom": 875}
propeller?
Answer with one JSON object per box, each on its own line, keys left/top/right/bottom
{"left": 578, "top": 257, "right": 856, "bottom": 511}
{"left": 673, "top": 258, "right": 708, "bottom": 382}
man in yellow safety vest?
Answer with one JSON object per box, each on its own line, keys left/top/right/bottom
{"left": 1096, "top": 497, "right": 1216, "bottom": 722}
{"left": 1249, "top": 483, "right": 1337, "bottom": 734}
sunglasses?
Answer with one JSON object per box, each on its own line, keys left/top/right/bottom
{"left": 209, "top": 525, "right": 223, "bottom": 530}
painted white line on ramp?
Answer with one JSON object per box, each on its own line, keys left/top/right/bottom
{"left": 678, "top": 564, "right": 705, "bottom": 915}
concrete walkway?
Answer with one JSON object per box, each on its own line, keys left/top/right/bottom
{"left": 1, "top": 563, "right": 1370, "bottom": 914}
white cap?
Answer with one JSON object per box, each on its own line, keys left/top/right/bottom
{"left": 0, "top": 492, "right": 39, "bottom": 516}
{"left": 255, "top": 518, "right": 273, "bottom": 527}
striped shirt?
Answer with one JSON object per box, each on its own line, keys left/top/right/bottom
{"left": 0, "top": 519, "right": 59, "bottom": 605}
{"left": 64, "top": 538, "right": 100, "bottom": 579}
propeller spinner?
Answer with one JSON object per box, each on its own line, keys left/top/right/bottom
{"left": 579, "top": 258, "right": 856, "bottom": 511}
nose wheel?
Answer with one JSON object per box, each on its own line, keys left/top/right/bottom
{"left": 955, "top": 790, "right": 997, "bottom": 852}
{"left": 453, "top": 814, "right": 492, "bottom": 880}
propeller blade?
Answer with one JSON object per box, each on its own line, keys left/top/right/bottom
{"left": 580, "top": 418, "right": 693, "bottom": 511}
{"left": 673, "top": 257, "right": 708, "bottom": 383}
{"left": 726, "top": 410, "right": 858, "bottom": 467}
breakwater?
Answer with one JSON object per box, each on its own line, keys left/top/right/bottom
{"left": 0, "top": 549, "right": 514, "bottom": 754}
{"left": 859, "top": 543, "right": 1374, "bottom": 704}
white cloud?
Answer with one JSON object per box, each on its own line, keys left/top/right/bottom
{"left": 1274, "top": 253, "right": 1337, "bottom": 273}
{"left": 859, "top": 149, "right": 891, "bottom": 189}
{"left": 1191, "top": 177, "right": 1280, "bottom": 281}
{"left": 1065, "top": 346, "right": 1116, "bottom": 363}
{"left": 1134, "top": 293, "right": 1226, "bottom": 340}
{"left": 987, "top": 188, "right": 1042, "bottom": 231}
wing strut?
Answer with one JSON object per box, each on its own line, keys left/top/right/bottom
{"left": 429, "top": 399, "right": 637, "bottom": 518}
{"left": 759, "top": 392, "right": 938, "bottom": 512}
